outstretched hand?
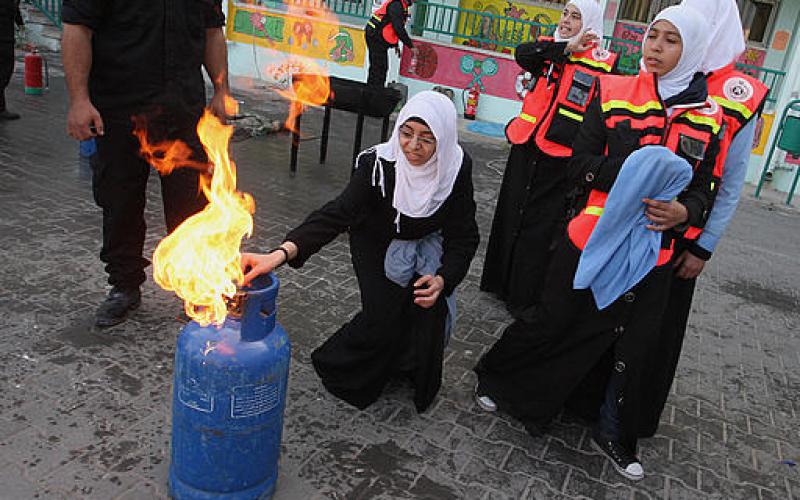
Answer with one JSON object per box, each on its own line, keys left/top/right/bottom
{"left": 413, "top": 275, "right": 445, "bottom": 308}
{"left": 241, "top": 252, "right": 283, "bottom": 286}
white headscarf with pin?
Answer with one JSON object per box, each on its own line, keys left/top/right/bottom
{"left": 362, "top": 91, "right": 463, "bottom": 231}
{"left": 554, "top": 0, "right": 604, "bottom": 42}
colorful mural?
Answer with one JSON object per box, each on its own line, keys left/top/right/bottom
{"left": 737, "top": 47, "right": 767, "bottom": 68}
{"left": 226, "top": 2, "right": 366, "bottom": 67}
{"left": 400, "top": 40, "right": 521, "bottom": 101}
{"left": 454, "top": 0, "right": 560, "bottom": 53}
{"left": 609, "top": 21, "right": 645, "bottom": 74}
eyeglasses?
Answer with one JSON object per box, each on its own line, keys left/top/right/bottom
{"left": 399, "top": 127, "right": 437, "bottom": 147}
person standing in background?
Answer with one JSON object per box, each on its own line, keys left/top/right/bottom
{"left": 639, "top": 0, "right": 769, "bottom": 438}
{"left": 0, "top": 0, "right": 23, "bottom": 120}
{"left": 365, "top": 0, "right": 417, "bottom": 87}
{"left": 480, "top": 0, "right": 615, "bottom": 317}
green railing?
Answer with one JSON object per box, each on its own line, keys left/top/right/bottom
{"left": 26, "top": 0, "right": 62, "bottom": 28}
{"left": 255, "top": 0, "right": 373, "bottom": 21}
{"left": 411, "top": 1, "right": 555, "bottom": 51}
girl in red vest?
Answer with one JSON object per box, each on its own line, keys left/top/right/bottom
{"left": 640, "top": 0, "right": 769, "bottom": 437}
{"left": 475, "top": 5, "right": 720, "bottom": 481}
{"left": 480, "top": 0, "right": 616, "bottom": 317}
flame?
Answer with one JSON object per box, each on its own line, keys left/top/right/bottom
{"left": 267, "top": 2, "right": 337, "bottom": 132}
{"left": 137, "top": 96, "right": 255, "bottom": 326}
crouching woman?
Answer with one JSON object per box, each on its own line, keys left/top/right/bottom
{"left": 241, "top": 91, "right": 479, "bottom": 412}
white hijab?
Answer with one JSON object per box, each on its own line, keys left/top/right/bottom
{"left": 681, "top": 0, "right": 746, "bottom": 72}
{"left": 554, "top": 0, "right": 604, "bottom": 42}
{"left": 372, "top": 91, "right": 463, "bottom": 221}
{"left": 642, "top": 5, "right": 709, "bottom": 101}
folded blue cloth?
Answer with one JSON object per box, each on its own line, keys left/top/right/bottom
{"left": 384, "top": 232, "right": 456, "bottom": 344}
{"left": 573, "top": 146, "right": 693, "bottom": 310}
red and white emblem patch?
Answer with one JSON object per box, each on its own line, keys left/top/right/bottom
{"left": 723, "top": 77, "right": 754, "bottom": 103}
{"left": 592, "top": 47, "right": 611, "bottom": 61}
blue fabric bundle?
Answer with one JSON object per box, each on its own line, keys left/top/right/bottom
{"left": 573, "top": 146, "right": 693, "bottom": 310}
{"left": 384, "top": 232, "right": 456, "bottom": 344}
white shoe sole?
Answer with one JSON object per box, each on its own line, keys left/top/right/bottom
{"left": 591, "top": 439, "right": 644, "bottom": 481}
{"left": 475, "top": 393, "right": 497, "bottom": 412}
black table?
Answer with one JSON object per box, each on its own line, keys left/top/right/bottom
{"left": 289, "top": 76, "right": 404, "bottom": 174}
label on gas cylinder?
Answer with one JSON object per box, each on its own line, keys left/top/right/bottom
{"left": 231, "top": 383, "right": 280, "bottom": 418}
{"left": 179, "top": 378, "right": 214, "bottom": 413}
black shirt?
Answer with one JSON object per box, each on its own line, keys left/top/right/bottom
{"left": 62, "top": 0, "right": 225, "bottom": 114}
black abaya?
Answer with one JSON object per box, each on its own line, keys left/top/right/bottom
{"left": 285, "top": 150, "right": 479, "bottom": 412}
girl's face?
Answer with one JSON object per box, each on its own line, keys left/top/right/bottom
{"left": 558, "top": 4, "right": 583, "bottom": 39}
{"left": 642, "top": 20, "right": 683, "bottom": 76}
{"left": 399, "top": 120, "right": 437, "bottom": 166}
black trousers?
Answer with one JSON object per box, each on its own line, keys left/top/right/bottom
{"left": 365, "top": 31, "right": 389, "bottom": 88}
{"left": 0, "top": 40, "right": 14, "bottom": 111}
{"left": 92, "top": 110, "right": 207, "bottom": 289}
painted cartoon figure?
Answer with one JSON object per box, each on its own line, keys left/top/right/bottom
{"left": 329, "top": 29, "right": 355, "bottom": 63}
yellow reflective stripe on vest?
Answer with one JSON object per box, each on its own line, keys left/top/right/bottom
{"left": 601, "top": 100, "right": 662, "bottom": 115}
{"left": 711, "top": 95, "right": 754, "bottom": 120}
{"left": 568, "top": 56, "right": 612, "bottom": 73}
{"left": 682, "top": 112, "right": 722, "bottom": 134}
{"left": 585, "top": 206, "right": 604, "bottom": 216}
{"left": 519, "top": 113, "right": 537, "bottom": 124}
{"left": 558, "top": 108, "right": 584, "bottom": 122}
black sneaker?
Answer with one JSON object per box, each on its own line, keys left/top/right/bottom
{"left": 591, "top": 433, "right": 644, "bottom": 481}
{"left": 95, "top": 287, "right": 141, "bottom": 328}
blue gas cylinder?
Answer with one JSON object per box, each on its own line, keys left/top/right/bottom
{"left": 169, "top": 273, "right": 291, "bottom": 499}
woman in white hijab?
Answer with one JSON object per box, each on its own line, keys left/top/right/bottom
{"left": 482, "top": 0, "right": 617, "bottom": 316}
{"left": 476, "top": 3, "right": 722, "bottom": 483}
{"left": 642, "top": 0, "right": 770, "bottom": 438}
{"left": 241, "top": 91, "right": 479, "bottom": 413}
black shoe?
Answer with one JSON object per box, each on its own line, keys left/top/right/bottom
{"left": 95, "top": 287, "right": 141, "bottom": 328}
{"left": 0, "top": 110, "right": 20, "bottom": 120}
{"left": 591, "top": 433, "right": 644, "bottom": 481}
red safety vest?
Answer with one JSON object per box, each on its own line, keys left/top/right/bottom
{"left": 506, "top": 37, "right": 618, "bottom": 158}
{"left": 680, "top": 64, "right": 768, "bottom": 241}
{"left": 367, "top": 0, "right": 410, "bottom": 46}
{"left": 567, "top": 72, "right": 724, "bottom": 264}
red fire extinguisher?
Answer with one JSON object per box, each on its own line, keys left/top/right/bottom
{"left": 463, "top": 83, "right": 480, "bottom": 120}
{"left": 24, "top": 47, "right": 48, "bottom": 95}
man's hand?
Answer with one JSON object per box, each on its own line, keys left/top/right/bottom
{"left": 643, "top": 199, "right": 688, "bottom": 232}
{"left": 413, "top": 275, "right": 444, "bottom": 309}
{"left": 208, "top": 91, "right": 230, "bottom": 124}
{"left": 67, "top": 99, "right": 104, "bottom": 141}
{"left": 394, "top": 46, "right": 402, "bottom": 58}
{"left": 673, "top": 250, "right": 705, "bottom": 280}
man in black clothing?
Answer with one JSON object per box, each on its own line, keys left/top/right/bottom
{"left": 0, "top": 0, "right": 23, "bottom": 120}
{"left": 365, "top": 0, "right": 417, "bottom": 87}
{"left": 62, "top": 0, "right": 230, "bottom": 327}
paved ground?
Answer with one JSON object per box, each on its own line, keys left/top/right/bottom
{"left": 1, "top": 61, "right": 799, "bottom": 500}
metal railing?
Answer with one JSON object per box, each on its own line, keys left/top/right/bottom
{"left": 256, "top": 0, "right": 373, "bottom": 20}
{"left": 411, "top": 1, "right": 555, "bottom": 50}
{"left": 26, "top": 0, "right": 62, "bottom": 28}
